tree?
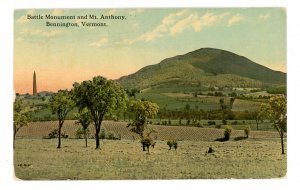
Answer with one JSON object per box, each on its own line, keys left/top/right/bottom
{"left": 13, "top": 99, "right": 29, "bottom": 148}
{"left": 127, "top": 99, "right": 159, "bottom": 151}
{"left": 127, "top": 99, "right": 159, "bottom": 137}
{"left": 72, "top": 76, "right": 127, "bottom": 149}
{"left": 249, "top": 107, "right": 264, "bottom": 130}
{"left": 49, "top": 90, "right": 75, "bottom": 149}
{"left": 219, "top": 98, "right": 226, "bottom": 119}
{"left": 74, "top": 107, "right": 92, "bottom": 147}
{"left": 262, "top": 95, "right": 287, "bottom": 154}
{"left": 219, "top": 98, "right": 235, "bottom": 124}
{"left": 126, "top": 88, "right": 140, "bottom": 98}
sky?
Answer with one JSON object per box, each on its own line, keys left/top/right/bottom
{"left": 14, "top": 8, "right": 286, "bottom": 94}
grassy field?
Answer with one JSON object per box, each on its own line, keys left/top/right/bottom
{"left": 14, "top": 138, "right": 286, "bottom": 180}
{"left": 14, "top": 120, "right": 286, "bottom": 179}
{"left": 136, "top": 88, "right": 264, "bottom": 111}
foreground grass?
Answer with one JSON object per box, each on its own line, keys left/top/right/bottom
{"left": 14, "top": 138, "right": 286, "bottom": 180}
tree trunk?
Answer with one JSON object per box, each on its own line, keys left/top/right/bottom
{"left": 57, "top": 123, "right": 62, "bottom": 149}
{"left": 95, "top": 126, "right": 101, "bottom": 149}
{"left": 84, "top": 129, "right": 88, "bottom": 148}
{"left": 281, "top": 132, "right": 285, "bottom": 154}
{"left": 13, "top": 125, "right": 16, "bottom": 149}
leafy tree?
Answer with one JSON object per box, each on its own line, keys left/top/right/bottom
{"left": 262, "top": 95, "right": 287, "bottom": 154}
{"left": 127, "top": 99, "right": 159, "bottom": 137}
{"left": 74, "top": 107, "right": 92, "bottom": 147}
{"left": 13, "top": 99, "right": 29, "bottom": 148}
{"left": 219, "top": 98, "right": 226, "bottom": 121}
{"left": 126, "top": 88, "right": 140, "bottom": 98}
{"left": 184, "top": 103, "right": 190, "bottom": 111}
{"left": 49, "top": 90, "right": 75, "bottom": 149}
{"left": 72, "top": 76, "right": 127, "bottom": 149}
{"left": 249, "top": 107, "right": 264, "bottom": 130}
{"left": 219, "top": 98, "right": 235, "bottom": 123}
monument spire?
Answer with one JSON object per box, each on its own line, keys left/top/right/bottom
{"left": 33, "top": 71, "right": 37, "bottom": 95}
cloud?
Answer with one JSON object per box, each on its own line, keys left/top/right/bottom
{"left": 227, "top": 14, "right": 244, "bottom": 26}
{"left": 258, "top": 13, "right": 270, "bottom": 20}
{"left": 171, "top": 12, "right": 228, "bottom": 35}
{"left": 17, "top": 10, "right": 35, "bottom": 24}
{"left": 170, "top": 14, "right": 198, "bottom": 35}
{"left": 89, "top": 37, "right": 108, "bottom": 48}
{"left": 124, "top": 10, "right": 228, "bottom": 45}
{"left": 123, "top": 10, "right": 190, "bottom": 44}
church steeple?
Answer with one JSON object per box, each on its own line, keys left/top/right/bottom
{"left": 33, "top": 71, "right": 37, "bottom": 95}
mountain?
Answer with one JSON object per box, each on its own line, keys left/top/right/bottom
{"left": 117, "top": 48, "right": 286, "bottom": 91}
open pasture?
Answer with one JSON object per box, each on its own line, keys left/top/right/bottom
{"left": 14, "top": 120, "right": 287, "bottom": 179}
{"left": 14, "top": 138, "right": 286, "bottom": 180}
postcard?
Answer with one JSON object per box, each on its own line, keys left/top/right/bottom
{"left": 13, "top": 8, "right": 286, "bottom": 180}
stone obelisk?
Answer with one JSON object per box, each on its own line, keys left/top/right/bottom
{"left": 33, "top": 71, "right": 37, "bottom": 96}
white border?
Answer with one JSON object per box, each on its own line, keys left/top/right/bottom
{"left": 1, "top": 1, "right": 300, "bottom": 190}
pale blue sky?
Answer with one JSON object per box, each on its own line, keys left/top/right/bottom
{"left": 14, "top": 8, "right": 286, "bottom": 93}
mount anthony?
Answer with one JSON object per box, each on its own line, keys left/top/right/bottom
{"left": 117, "top": 48, "right": 286, "bottom": 90}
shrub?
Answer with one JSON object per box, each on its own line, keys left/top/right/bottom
{"left": 48, "top": 129, "right": 68, "bottom": 139}
{"left": 167, "top": 140, "right": 173, "bottom": 150}
{"left": 107, "top": 131, "right": 121, "bottom": 140}
{"left": 61, "top": 131, "right": 68, "bottom": 139}
{"left": 224, "top": 126, "right": 233, "bottom": 140}
{"left": 215, "top": 124, "right": 221, "bottom": 129}
{"left": 162, "top": 120, "right": 168, "bottom": 125}
{"left": 98, "top": 128, "right": 120, "bottom": 140}
{"left": 195, "top": 122, "right": 203, "bottom": 128}
{"left": 244, "top": 126, "right": 251, "bottom": 138}
{"left": 222, "top": 119, "right": 227, "bottom": 125}
{"left": 48, "top": 129, "right": 59, "bottom": 139}
{"left": 208, "top": 121, "right": 216, "bottom": 125}
{"left": 75, "top": 127, "right": 90, "bottom": 139}
{"left": 173, "top": 141, "right": 178, "bottom": 150}
{"left": 167, "top": 139, "right": 178, "bottom": 150}
{"left": 186, "top": 119, "right": 190, "bottom": 125}
{"left": 141, "top": 136, "right": 155, "bottom": 152}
